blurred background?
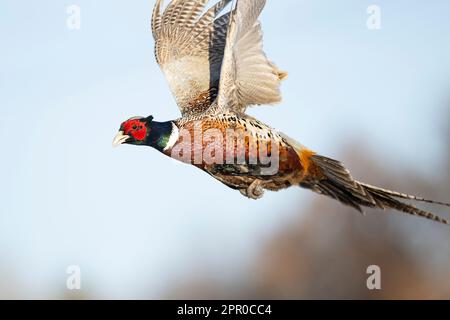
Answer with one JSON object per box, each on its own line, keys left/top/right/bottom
{"left": 1, "top": 0, "right": 449, "bottom": 299}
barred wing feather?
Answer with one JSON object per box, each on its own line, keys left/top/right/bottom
{"left": 217, "top": 0, "right": 287, "bottom": 114}
{"left": 151, "top": 0, "right": 232, "bottom": 116}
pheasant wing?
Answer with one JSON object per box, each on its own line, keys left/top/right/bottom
{"left": 152, "top": 0, "right": 232, "bottom": 116}
{"left": 216, "top": 0, "right": 287, "bottom": 114}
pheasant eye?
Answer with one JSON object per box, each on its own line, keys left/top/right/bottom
{"left": 132, "top": 125, "right": 138, "bottom": 130}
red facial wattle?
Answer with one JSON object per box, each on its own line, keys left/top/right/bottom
{"left": 122, "top": 119, "right": 147, "bottom": 141}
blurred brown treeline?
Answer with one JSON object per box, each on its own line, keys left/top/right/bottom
{"left": 166, "top": 118, "right": 450, "bottom": 300}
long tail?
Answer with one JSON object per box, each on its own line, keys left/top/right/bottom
{"left": 300, "top": 154, "right": 450, "bottom": 226}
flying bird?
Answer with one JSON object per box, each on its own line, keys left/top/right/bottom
{"left": 113, "top": 0, "right": 450, "bottom": 225}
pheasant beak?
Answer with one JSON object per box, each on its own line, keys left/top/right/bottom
{"left": 112, "top": 131, "right": 130, "bottom": 147}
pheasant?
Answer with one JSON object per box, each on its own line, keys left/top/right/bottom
{"left": 113, "top": 0, "right": 450, "bottom": 225}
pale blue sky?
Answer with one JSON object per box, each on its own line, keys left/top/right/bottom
{"left": 0, "top": 0, "right": 449, "bottom": 298}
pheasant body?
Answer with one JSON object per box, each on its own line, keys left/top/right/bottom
{"left": 167, "top": 113, "right": 307, "bottom": 195}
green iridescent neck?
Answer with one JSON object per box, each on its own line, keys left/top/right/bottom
{"left": 146, "top": 121, "right": 173, "bottom": 151}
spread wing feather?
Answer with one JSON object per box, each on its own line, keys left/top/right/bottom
{"left": 217, "top": 0, "right": 287, "bottom": 114}
{"left": 152, "top": 0, "right": 232, "bottom": 116}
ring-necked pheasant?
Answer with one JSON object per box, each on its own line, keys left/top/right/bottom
{"left": 113, "top": 0, "right": 450, "bottom": 225}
